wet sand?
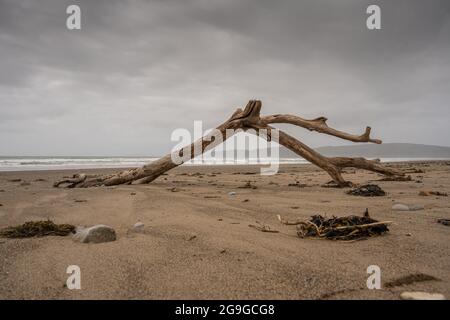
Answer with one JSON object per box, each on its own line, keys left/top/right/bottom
{"left": 0, "top": 161, "right": 449, "bottom": 299}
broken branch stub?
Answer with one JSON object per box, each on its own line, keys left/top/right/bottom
{"left": 54, "top": 100, "right": 404, "bottom": 188}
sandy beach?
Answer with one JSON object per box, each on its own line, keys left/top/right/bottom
{"left": 0, "top": 161, "right": 449, "bottom": 300}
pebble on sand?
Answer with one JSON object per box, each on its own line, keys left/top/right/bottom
{"left": 131, "top": 222, "right": 145, "bottom": 233}
{"left": 391, "top": 203, "right": 410, "bottom": 211}
{"left": 392, "top": 203, "right": 424, "bottom": 211}
{"left": 73, "top": 225, "right": 117, "bottom": 244}
{"left": 400, "top": 291, "right": 446, "bottom": 300}
{"left": 228, "top": 191, "right": 236, "bottom": 196}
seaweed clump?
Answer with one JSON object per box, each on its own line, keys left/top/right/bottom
{"left": 0, "top": 220, "right": 75, "bottom": 238}
{"left": 278, "top": 209, "right": 391, "bottom": 241}
{"left": 346, "top": 184, "right": 386, "bottom": 197}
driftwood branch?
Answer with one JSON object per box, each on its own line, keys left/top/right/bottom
{"left": 54, "top": 100, "right": 404, "bottom": 188}
{"left": 261, "top": 115, "right": 382, "bottom": 144}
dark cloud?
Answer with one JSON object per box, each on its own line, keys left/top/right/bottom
{"left": 0, "top": 0, "right": 449, "bottom": 155}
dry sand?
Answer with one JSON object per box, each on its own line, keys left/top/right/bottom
{"left": 0, "top": 161, "right": 449, "bottom": 299}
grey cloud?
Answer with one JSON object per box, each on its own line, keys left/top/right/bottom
{"left": 0, "top": 0, "right": 449, "bottom": 156}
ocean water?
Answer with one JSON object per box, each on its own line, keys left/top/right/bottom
{"left": 0, "top": 156, "right": 448, "bottom": 172}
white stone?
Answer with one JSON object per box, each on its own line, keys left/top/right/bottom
{"left": 400, "top": 291, "right": 445, "bottom": 300}
{"left": 228, "top": 191, "right": 236, "bottom": 196}
{"left": 73, "top": 225, "right": 116, "bottom": 243}
{"left": 132, "top": 222, "right": 145, "bottom": 233}
{"left": 392, "top": 203, "right": 410, "bottom": 211}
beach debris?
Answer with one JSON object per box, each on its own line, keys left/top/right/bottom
{"left": 243, "top": 199, "right": 250, "bottom": 202}
{"left": 392, "top": 203, "right": 424, "bottom": 211}
{"left": 186, "top": 234, "right": 197, "bottom": 241}
{"left": 131, "top": 222, "right": 145, "bottom": 233}
{"left": 400, "top": 291, "right": 445, "bottom": 300}
{"left": 228, "top": 191, "right": 236, "bottom": 196}
{"left": 74, "top": 199, "right": 88, "bottom": 203}
{"left": 385, "top": 273, "right": 440, "bottom": 288}
{"left": 404, "top": 168, "right": 425, "bottom": 174}
{"left": 431, "top": 191, "right": 448, "bottom": 196}
{"left": 73, "top": 225, "right": 116, "bottom": 243}
{"left": 437, "top": 218, "right": 450, "bottom": 226}
{"left": 277, "top": 209, "right": 391, "bottom": 241}
{"left": 419, "top": 190, "right": 447, "bottom": 197}
{"left": 233, "top": 172, "right": 257, "bottom": 175}
{"left": 238, "top": 181, "right": 257, "bottom": 189}
{"left": 288, "top": 181, "right": 308, "bottom": 187}
{"left": 346, "top": 184, "right": 385, "bottom": 197}
{"left": 321, "top": 180, "right": 352, "bottom": 188}
{"left": 0, "top": 220, "right": 75, "bottom": 238}
{"left": 7, "top": 178, "right": 22, "bottom": 182}
{"left": 377, "top": 175, "right": 412, "bottom": 182}
{"left": 130, "top": 192, "right": 136, "bottom": 195}
{"left": 204, "top": 195, "right": 220, "bottom": 199}
{"left": 248, "top": 221, "right": 279, "bottom": 233}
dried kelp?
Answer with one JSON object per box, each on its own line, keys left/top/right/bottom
{"left": 277, "top": 209, "right": 391, "bottom": 241}
{"left": 0, "top": 220, "right": 75, "bottom": 238}
{"left": 346, "top": 184, "right": 386, "bottom": 197}
{"left": 377, "top": 175, "right": 412, "bottom": 182}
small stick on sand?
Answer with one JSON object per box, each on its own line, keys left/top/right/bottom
{"left": 248, "top": 222, "right": 279, "bottom": 233}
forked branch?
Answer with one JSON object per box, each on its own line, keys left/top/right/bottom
{"left": 54, "top": 100, "right": 404, "bottom": 188}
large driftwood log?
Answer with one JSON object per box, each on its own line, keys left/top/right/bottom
{"left": 54, "top": 100, "right": 403, "bottom": 188}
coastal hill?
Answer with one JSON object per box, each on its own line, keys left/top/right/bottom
{"left": 312, "top": 143, "right": 450, "bottom": 158}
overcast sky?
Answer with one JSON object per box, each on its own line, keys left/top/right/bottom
{"left": 0, "top": 0, "right": 449, "bottom": 156}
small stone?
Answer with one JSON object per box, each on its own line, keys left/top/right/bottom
{"left": 73, "top": 225, "right": 116, "bottom": 244}
{"left": 228, "top": 191, "right": 236, "bottom": 196}
{"left": 130, "top": 192, "right": 136, "bottom": 195}
{"left": 409, "top": 204, "right": 425, "bottom": 211}
{"left": 131, "top": 222, "right": 145, "bottom": 233}
{"left": 400, "top": 291, "right": 445, "bottom": 300}
{"left": 405, "top": 233, "right": 412, "bottom": 236}
{"left": 392, "top": 203, "right": 410, "bottom": 211}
